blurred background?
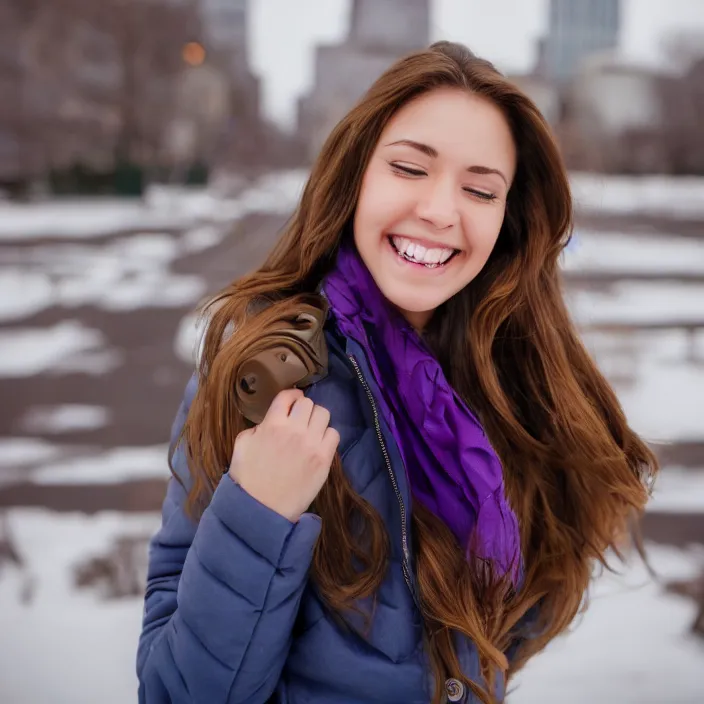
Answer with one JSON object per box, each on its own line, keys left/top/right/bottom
{"left": 0, "top": 1, "right": 702, "bottom": 702}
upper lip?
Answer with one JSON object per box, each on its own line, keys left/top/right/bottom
{"left": 389, "top": 234, "right": 460, "bottom": 251}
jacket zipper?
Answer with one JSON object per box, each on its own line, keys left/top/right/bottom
{"left": 348, "top": 356, "right": 414, "bottom": 596}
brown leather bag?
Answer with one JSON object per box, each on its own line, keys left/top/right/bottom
{"left": 234, "top": 298, "right": 329, "bottom": 425}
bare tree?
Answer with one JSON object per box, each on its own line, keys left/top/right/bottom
{"left": 0, "top": 0, "right": 202, "bottom": 191}
{"left": 74, "top": 0, "right": 202, "bottom": 167}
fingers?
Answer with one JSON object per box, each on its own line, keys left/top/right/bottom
{"left": 308, "top": 403, "right": 331, "bottom": 440}
{"left": 265, "top": 388, "right": 304, "bottom": 423}
{"left": 289, "top": 397, "right": 315, "bottom": 427}
{"left": 264, "top": 391, "right": 336, "bottom": 453}
{"left": 321, "top": 426, "right": 341, "bottom": 460}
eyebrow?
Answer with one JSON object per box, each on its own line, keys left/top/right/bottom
{"left": 385, "top": 139, "right": 509, "bottom": 187}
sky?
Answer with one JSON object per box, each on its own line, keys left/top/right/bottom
{"left": 249, "top": 0, "right": 704, "bottom": 129}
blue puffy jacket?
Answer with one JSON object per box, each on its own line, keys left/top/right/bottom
{"left": 137, "top": 329, "right": 506, "bottom": 703}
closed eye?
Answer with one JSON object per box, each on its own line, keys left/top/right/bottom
{"left": 463, "top": 188, "right": 496, "bottom": 202}
{"left": 390, "top": 162, "right": 426, "bottom": 177}
{"left": 391, "top": 162, "right": 497, "bottom": 201}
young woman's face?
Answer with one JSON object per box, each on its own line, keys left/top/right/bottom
{"left": 353, "top": 87, "right": 517, "bottom": 330}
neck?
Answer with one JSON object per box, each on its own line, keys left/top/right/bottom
{"left": 399, "top": 307, "right": 433, "bottom": 333}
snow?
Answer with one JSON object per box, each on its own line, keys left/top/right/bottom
{"left": 0, "top": 171, "right": 307, "bottom": 243}
{"left": 0, "top": 438, "right": 64, "bottom": 469}
{"left": 510, "top": 545, "right": 704, "bottom": 703}
{"left": 561, "top": 231, "right": 704, "bottom": 446}
{"left": 30, "top": 445, "right": 170, "bottom": 485}
{"left": 179, "top": 223, "right": 226, "bottom": 253}
{"left": 20, "top": 405, "right": 110, "bottom": 434}
{"left": 0, "top": 438, "right": 68, "bottom": 486}
{"left": 0, "top": 234, "right": 206, "bottom": 322}
{"left": 0, "top": 321, "right": 120, "bottom": 378}
{"left": 145, "top": 169, "right": 306, "bottom": 223}
{"left": 0, "top": 170, "right": 310, "bottom": 322}
{"left": 571, "top": 172, "right": 704, "bottom": 219}
{"left": 0, "top": 508, "right": 701, "bottom": 704}
{"left": 582, "top": 330, "right": 704, "bottom": 442}
{"left": 0, "top": 509, "right": 162, "bottom": 704}
{"left": 618, "top": 360, "right": 704, "bottom": 443}
{"left": 562, "top": 230, "right": 704, "bottom": 275}
{"left": 649, "top": 468, "right": 704, "bottom": 513}
{"left": 0, "top": 440, "right": 170, "bottom": 488}
{"left": 568, "top": 281, "right": 704, "bottom": 327}
{"left": 0, "top": 270, "right": 55, "bottom": 321}
{"left": 0, "top": 197, "right": 190, "bottom": 241}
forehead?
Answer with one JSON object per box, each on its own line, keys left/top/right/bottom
{"left": 378, "top": 87, "right": 516, "bottom": 178}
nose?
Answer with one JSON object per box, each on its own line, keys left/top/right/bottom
{"left": 415, "top": 176, "right": 460, "bottom": 230}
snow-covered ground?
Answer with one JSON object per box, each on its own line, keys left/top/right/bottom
{"left": 0, "top": 321, "right": 120, "bottom": 377}
{"left": 0, "top": 509, "right": 161, "bottom": 704}
{"left": 571, "top": 172, "right": 704, "bottom": 219}
{"left": 562, "top": 230, "right": 704, "bottom": 275}
{"left": 0, "top": 171, "right": 703, "bottom": 703}
{"left": 577, "top": 328, "right": 704, "bottom": 443}
{"left": 0, "top": 508, "right": 701, "bottom": 704}
{"left": 0, "top": 170, "right": 307, "bottom": 242}
{"left": 510, "top": 543, "right": 704, "bottom": 703}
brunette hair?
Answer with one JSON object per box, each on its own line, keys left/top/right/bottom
{"left": 176, "top": 42, "right": 656, "bottom": 703}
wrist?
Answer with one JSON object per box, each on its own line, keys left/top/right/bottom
{"left": 227, "top": 471, "right": 301, "bottom": 523}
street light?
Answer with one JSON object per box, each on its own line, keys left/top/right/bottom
{"left": 182, "top": 42, "right": 206, "bottom": 67}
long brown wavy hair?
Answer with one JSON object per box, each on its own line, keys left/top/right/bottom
{"left": 177, "top": 42, "right": 657, "bottom": 703}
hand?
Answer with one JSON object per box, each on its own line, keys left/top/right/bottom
{"left": 229, "top": 389, "right": 340, "bottom": 522}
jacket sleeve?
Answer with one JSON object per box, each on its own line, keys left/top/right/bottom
{"left": 137, "top": 374, "right": 322, "bottom": 703}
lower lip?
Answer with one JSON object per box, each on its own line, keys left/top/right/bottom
{"left": 386, "top": 237, "right": 457, "bottom": 273}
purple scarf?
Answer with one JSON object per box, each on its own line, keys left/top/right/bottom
{"left": 323, "top": 243, "right": 522, "bottom": 582}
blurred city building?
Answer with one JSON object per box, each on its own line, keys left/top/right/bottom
{"left": 195, "top": 0, "right": 262, "bottom": 166}
{"left": 561, "top": 55, "right": 668, "bottom": 172}
{"left": 508, "top": 0, "right": 704, "bottom": 175}
{"left": 0, "top": 0, "right": 204, "bottom": 195}
{"left": 297, "top": 0, "right": 430, "bottom": 160}
{"left": 543, "top": 0, "right": 621, "bottom": 84}
{"left": 0, "top": 0, "right": 279, "bottom": 195}
{"left": 2, "top": 0, "right": 704, "bottom": 195}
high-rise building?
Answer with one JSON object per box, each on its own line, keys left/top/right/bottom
{"left": 348, "top": 0, "right": 429, "bottom": 51}
{"left": 197, "top": 0, "right": 262, "bottom": 165}
{"left": 298, "top": 0, "right": 430, "bottom": 160}
{"left": 544, "top": 0, "right": 621, "bottom": 83}
{"left": 199, "top": 0, "right": 249, "bottom": 77}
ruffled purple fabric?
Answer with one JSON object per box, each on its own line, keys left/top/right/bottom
{"left": 323, "top": 243, "right": 522, "bottom": 583}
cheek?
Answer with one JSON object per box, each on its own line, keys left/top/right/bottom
{"left": 463, "top": 208, "right": 506, "bottom": 255}
{"left": 355, "top": 171, "right": 409, "bottom": 236}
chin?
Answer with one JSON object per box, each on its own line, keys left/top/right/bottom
{"left": 381, "top": 286, "right": 444, "bottom": 318}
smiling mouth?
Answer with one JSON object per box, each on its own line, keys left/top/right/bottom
{"left": 388, "top": 236, "right": 460, "bottom": 269}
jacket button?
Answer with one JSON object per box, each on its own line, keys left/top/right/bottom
{"left": 445, "top": 677, "right": 464, "bottom": 702}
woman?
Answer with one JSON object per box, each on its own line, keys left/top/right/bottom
{"left": 137, "top": 42, "right": 656, "bottom": 703}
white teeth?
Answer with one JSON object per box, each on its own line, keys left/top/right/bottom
{"left": 425, "top": 249, "right": 441, "bottom": 264}
{"left": 391, "top": 236, "right": 457, "bottom": 267}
